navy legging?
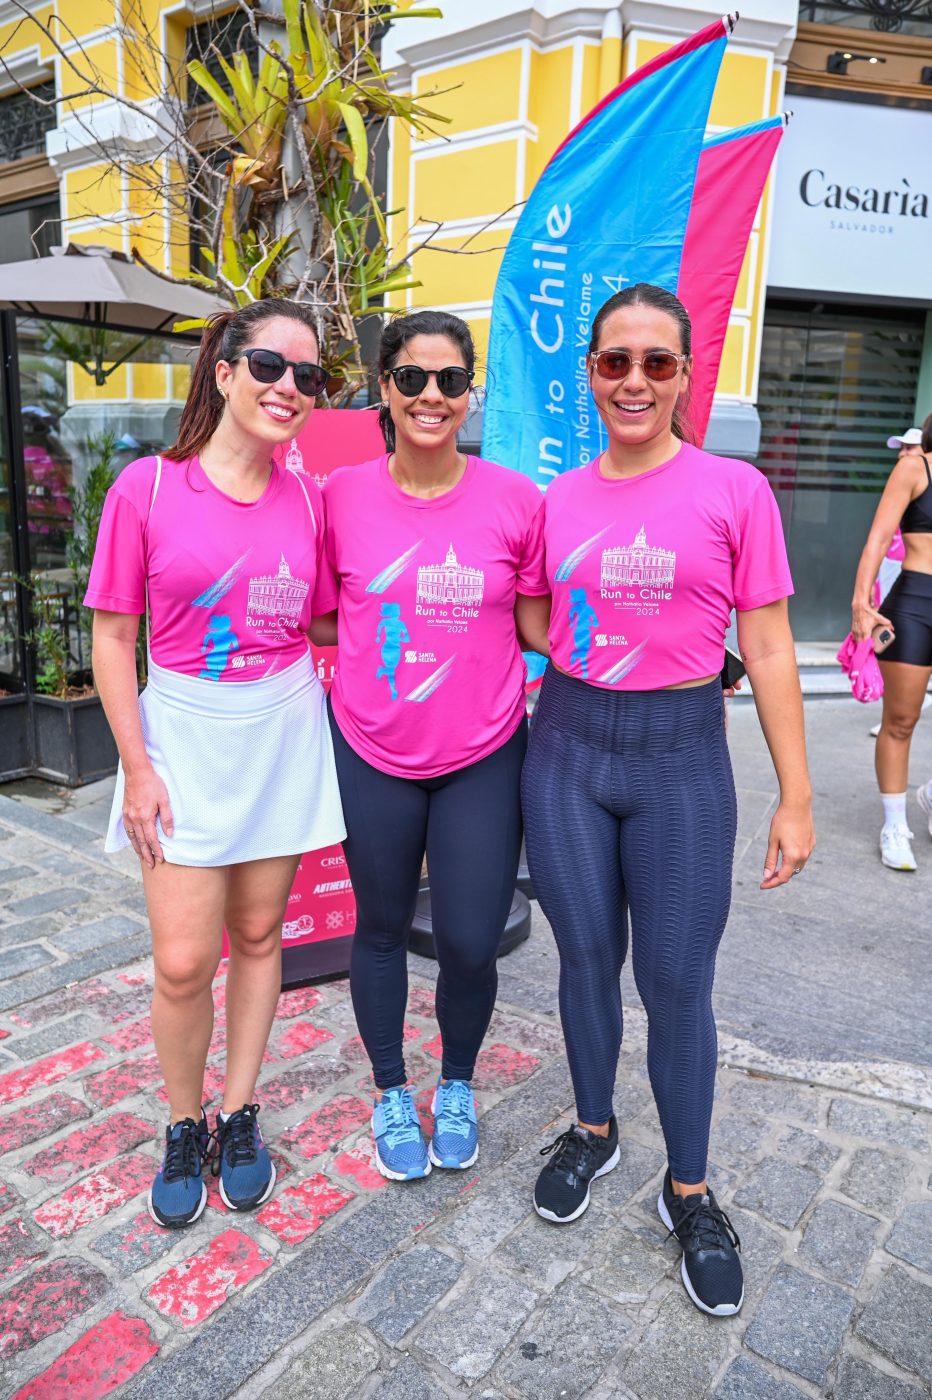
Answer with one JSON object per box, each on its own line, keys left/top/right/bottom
{"left": 328, "top": 700, "right": 526, "bottom": 1089}
{"left": 522, "top": 666, "right": 736, "bottom": 1184}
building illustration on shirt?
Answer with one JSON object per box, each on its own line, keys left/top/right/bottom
{"left": 247, "top": 555, "right": 311, "bottom": 631}
{"left": 601, "top": 526, "right": 676, "bottom": 591}
{"left": 285, "top": 437, "right": 327, "bottom": 489}
{"left": 416, "top": 544, "right": 484, "bottom": 608}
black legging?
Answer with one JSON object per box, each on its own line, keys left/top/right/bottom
{"left": 522, "top": 666, "right": 736, "bottom": 1184}
{"left": 328, "top": 700, "right": 526, "bottom": 1089}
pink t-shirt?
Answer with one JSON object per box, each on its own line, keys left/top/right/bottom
{"left": 323, "top": 454, "right": 547, "bottom": 777}
{"left": 84, "top": 455, "right": 334, "bottom": 682}
{"left": 545, "top": 442, "right": 793, "bottom": 690}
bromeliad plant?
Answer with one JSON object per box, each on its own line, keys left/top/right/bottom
{"left": 181, "top": 0, "right": 449, "bottom": 398}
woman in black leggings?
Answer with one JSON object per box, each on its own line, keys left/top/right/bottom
{"left": 523, "top": 285, "right": 815, "bottom": 1317}
{"left": 852, "top": 414, "right": 932, "bottom": 871}
{"left": 319, "top": 311, "right": 550, "bottom": 1181}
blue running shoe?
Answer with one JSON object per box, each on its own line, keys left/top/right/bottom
{"left": 372, "top": 1085, "right": 430, "bottom": 1181}
{"left": 148, "top": 1114, "right": 210, "bottom": 1228}
{"left": 429, "top": 1078, "right": 478, "bottom": 1169}
{"left": 214, "top": 1103, "right": 276, "bottom": 1210}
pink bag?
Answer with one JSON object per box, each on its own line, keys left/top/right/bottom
{"left": 836, "top": 633, "right": 884, "bottom": 703}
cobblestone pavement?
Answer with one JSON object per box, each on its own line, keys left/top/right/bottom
{"left": 0, "top": 700, "right": 930, "bottom": 1399}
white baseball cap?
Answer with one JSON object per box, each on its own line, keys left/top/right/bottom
{"left": 887, "top": 427, "right": 923, "bottom": 449}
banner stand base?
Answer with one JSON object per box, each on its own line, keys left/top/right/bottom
{"left": 281, "top": 935, "right": 354, "bottom": 989}
{"left": 409, "top": 885, "right": 531, "bottom": 962}
{"left": 516, "top": 840, "right": 536, "bottom": 901}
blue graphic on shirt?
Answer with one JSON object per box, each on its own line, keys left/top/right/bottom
{"left": 376, "top": 602, "right": 410, "bottom": 700}
{"left": 199, "top": 614, "right": 239, "bottom": 680}
{"left": 568, "top": 588, "right": 599, "bottom": 678}
{"left": 555, "top": 525, "right": 614, "bottom": 583}
{"left": 405, "top": 656, "right": 455, "bottom": 702}
{"left": 366, "top": 541, "right": 423, "bottom": 594}
{"left": 191, "top": 550, "right": 253, "bottom": 609}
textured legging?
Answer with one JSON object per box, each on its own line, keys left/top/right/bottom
{"left": 522, "top": 666, "right": 736, "bottom": 1183}
{"left": 329, "top": 701, "right": 526, "bottom": 1089}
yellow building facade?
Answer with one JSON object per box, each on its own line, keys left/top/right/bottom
{"left": 0, "top": 0, "right": 794, "bottom": 454}
{"left": 382, "top": 0, "right": 800, "bottom": 456}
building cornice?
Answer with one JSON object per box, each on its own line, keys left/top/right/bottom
{"left": 622, "top": 1, "right": 797, "bottom": 61}
{"left": 383, "top": 0, "right": 797, "bottom": 85}
{"left": 384, "top": 4, "right": 622, "bottom": 86}
{"left": 45, "top": 97, "right": 182, "bottom": 174}
{"left": 0, "top": 44, "right": 53, "bottom": 98}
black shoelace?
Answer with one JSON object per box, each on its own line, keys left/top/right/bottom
{"left": 213, "top": 1103, "right": 260, "bottom": 1176}
{"left": 667, "top": 1194, "right": 741, "bottom": 1254}
{"left": 162, "top": 1118, "right": 202, "bottom": 1184}
{"left": 540, "top": 1126, "right": 597, "bottom": 1180}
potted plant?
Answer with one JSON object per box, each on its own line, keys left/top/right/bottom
{"left": 24, "top": 434, "right": 121, "bottom": 786}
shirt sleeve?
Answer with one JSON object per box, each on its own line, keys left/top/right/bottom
{"left": 516, "top": 493, "right": 549, "bottom": 596}
{"left": 311, "top": 482, "right": 340, "bottom": 616}
{"left": 83, "top": 486, "right": 147, "bottom": 615}
{"left": 732, "top": 474, "right": 794, "bottom": 611}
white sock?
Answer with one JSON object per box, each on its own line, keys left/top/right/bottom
{"left": 218, "top": 1110, "right": 230, "bottom": 1124}
{"left": 881, "top": 792, "right": 907, "bottom": 829}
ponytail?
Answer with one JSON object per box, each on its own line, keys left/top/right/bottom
{"left": 166, "top": 298, "right": 321, "bottom": 462}
{"left": 167, "top": 313, "right": 233, "bottom": 462}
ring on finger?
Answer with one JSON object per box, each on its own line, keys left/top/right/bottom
{"left": 792, "top": 865, "right": 803, "bottom": 876}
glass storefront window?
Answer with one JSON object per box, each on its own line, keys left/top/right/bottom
{"left": 0, "top": 372, "right": 20, "bottom": 692}
{"left": 14, "top": 315, "right": 196, "bottom": 685}
{"left": 757, "top": 300, "right": 924, "bottom": 641}
{"left": 17, "top": 315, "right": 194, "bottom": 570}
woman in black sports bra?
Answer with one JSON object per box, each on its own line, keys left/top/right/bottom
{"left": 852, "top": 413, "right": 932, "bottom": 871}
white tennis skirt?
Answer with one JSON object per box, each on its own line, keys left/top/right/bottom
{"left": 105, "top": 652, "right": 346, "bottom": 867}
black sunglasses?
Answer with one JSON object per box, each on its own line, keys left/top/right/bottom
{"left": 385, "top": 364, "right": 474, "bottom": 398}
{"left": 590, "top": 349, "right": 687, "bottom": 383}
{"left": 230, "top": 348, "right": 329, "bottom": 398}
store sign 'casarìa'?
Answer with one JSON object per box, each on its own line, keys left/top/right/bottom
{"left": 768, "top": 94, "right": 932, "bottom": 299}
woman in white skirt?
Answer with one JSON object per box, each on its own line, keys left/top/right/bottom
{"left": 85, "top": 299, "right": 345, "bottom": 1228}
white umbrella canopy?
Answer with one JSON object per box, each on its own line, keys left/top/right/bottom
{"left": 0, "top": 244, "right": 226, "bottom": 333}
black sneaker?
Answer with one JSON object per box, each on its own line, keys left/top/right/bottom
{"left": 534, "top": 1117, "right": 620, "bottom": 1223}
{"left": 658, "top": 1168, "right": 744, "bottom": 1316}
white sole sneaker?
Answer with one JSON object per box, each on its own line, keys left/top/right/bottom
{"left": 147, "top": 1181, "right": 207, "bottom": 1229}
{"left": 219, "top": 1161, "right": 277, "bottom": 1211}
{"left": 533, "top": 1145, "right": 621, "bottom": 1224}
{"left": 917, "top": 784, "right": 932, "bottom": 838}
{"left": 880, "top": 826, "right": 917, "bottom": 871}
{"left": 374, "top": 1145, "right": 431, "bottom": 1181}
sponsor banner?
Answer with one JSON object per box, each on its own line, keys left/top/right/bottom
{"left": 481, "top": 17, "right": 731, "bottom": 487}
{"left": 678, "top": 116, "right": 785, "bottom": 444}
{"left": 223, "top": 409, "right": 384, "bottom": 965}
{"left": 768, "top": 94, "right": 932, "bottom": 299}
{"left": 282, "top": 847, "right": 356, "bottom": 948}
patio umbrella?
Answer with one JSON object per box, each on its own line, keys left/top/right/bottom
{"left": 0, "top": 244, "right": 228, "bottom": 383}
{"left": 0, "top": 244, "right": 225, "bottom": 335}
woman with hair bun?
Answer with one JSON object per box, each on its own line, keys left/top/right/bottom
{"left": 319, "top": 310, "right": 550, "bottom": 1182}
{"left": 524, "top": 283, "right": 815, "bottom": 1317}
{"left": 85, "top": 300, "right": 345, "bottom": 1228}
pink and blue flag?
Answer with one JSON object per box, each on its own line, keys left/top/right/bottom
{"left": 678, "top": 115, "right": 786, "bottom": 444}
{"left": 481, "top": 15, "right": 735, "bottom": 487}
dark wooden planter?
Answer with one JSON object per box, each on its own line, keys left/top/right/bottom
{"left": 409, "top": 883, "right": 531, "bottom": 961}
{"left": 0, "top": 694, "right": 32, "bottom": 781}
{"left": 30, "top": 693, "right": 118, "bottom": 787}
